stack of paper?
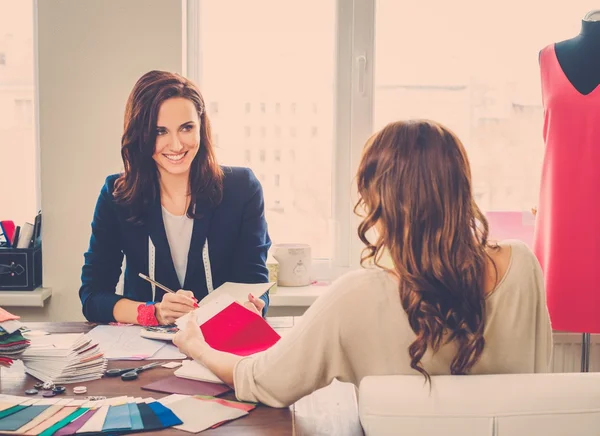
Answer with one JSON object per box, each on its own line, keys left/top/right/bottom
{"left": 20, "top": 333, "right": 107, "bottom": 384}
{"left": 0, "top": 307, "right": 30, "bottom": 367}
{"left": 0, "top": 395, "right": 184, "bottom": 435}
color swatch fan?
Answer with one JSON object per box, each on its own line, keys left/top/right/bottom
{"left": 0, "top": 307, "right": 30, "bottom": 367}
{"left": 20, "top": 333, "right": 107, "bottom": 384}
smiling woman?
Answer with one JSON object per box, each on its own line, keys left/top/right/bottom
{"left": 78, "top": 70, "right": 271, "bottom": 326}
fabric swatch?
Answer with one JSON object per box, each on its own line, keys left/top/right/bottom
{"left": 0, "top": 402, "right": 21, "bottom": 413}
{"left": 137, "top": 402, "right": 163, "bottom": 431}
{"left": 142, "top": 375, "right": 231, "bottom": 397}
{"left": 39, "top": 408, "right": 89, "bottom": 436}
{"left": 194, "top": 396, "right": 256, "bottom": 411}
{"left": 54, "top": 409, "right": 97, "bottom": 436}
{"left": 147, "top": 401, "right": 183, "bottom": 428}
{"left": 0, "top": 405, "right": 28, "bottom": 420}
{"left": 127, "top": 402, "right": 143, "bottom": 431}
{"left": 26, "top": 406, "right": 78, "bottom": 435}
{"left": 76, "top": 404, "right": 110, "bottom": 433}
{"left": 102, "top": 404, "right": 132, "bottom": 432}
{"left": 0, "top": 308, "right": 19, "bottom": 322}
{"left": 0, "top": 405, "right": 49, "bottom": 431}
{"left": 13, "top": 404, "right": 64, "bottom": 435}
{"left": 161, "top": 395, "right": 247, "bottom": 433}
{"left": 201, "top": 302, "right": 280, "bottom": 356}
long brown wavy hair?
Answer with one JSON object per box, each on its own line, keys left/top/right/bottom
{"left": 113, "top": 70, "right": 223, "bottom": 223}
{"left": 355, "top": 120, "right": 496, "bottom": 382}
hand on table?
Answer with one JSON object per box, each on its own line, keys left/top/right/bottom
{"left": 155, "top": 290, "right": 198, "bottom": 325}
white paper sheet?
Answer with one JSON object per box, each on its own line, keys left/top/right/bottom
{"left": 147, "top": 343, "right": 186, "bottom": 360}
{"left": 86, "top": 326, "right": 164, "bottom": 360}
{"left": 174, "top": 359, "right": 223, "bottom": 384}
{"left": 175, "top": 294, "right": 237, "bottom": 329}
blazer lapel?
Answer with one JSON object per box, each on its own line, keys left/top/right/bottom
{"left": 183, "top": 207, "right": 214, "bottom": 291}
{"left": 147, "top": 198, "right": 180, "bottom": 293}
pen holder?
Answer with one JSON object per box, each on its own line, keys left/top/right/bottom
{"left": 0, "top": 246, "right": 42, "bottom": 291}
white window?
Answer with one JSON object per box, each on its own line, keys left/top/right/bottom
{"left": 188, "top": 0, "right": 590, "bottom": 277}
{"left": 0, "top": 1, "right": 37, "bottom": 228}
{"left": 373, "top": 0, "right": 593, "bottom": 215}
{"left": 192, "top": 0, "right": 336, "bottom": 265}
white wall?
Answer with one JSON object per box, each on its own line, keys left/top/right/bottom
{"left": 12, "top": 0, "right": 184, "bottom": 321}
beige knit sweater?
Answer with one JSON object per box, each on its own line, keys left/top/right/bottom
{"left": 234, "top": 240, "right": 552, "bottom": 407}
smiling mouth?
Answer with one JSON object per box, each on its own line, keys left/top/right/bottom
{"left": 163, "top": 151, "right": 187, "bottom": 162}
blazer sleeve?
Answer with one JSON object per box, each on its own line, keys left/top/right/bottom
{"left": 79, "top": 179, "right": 125, "bottom": 323}
{"left": 230, "top": 169, "right": 272, "bottom": 315}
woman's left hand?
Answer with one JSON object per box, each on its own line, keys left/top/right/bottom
{"left": 173, "top": 317, "right": 209, "bottom": 359}
{"left": 242, "top": 293, "right": 265, "bottom": 316}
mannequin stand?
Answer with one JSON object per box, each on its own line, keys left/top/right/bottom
{"left": 580, "top": 333, "right": 591, "bottom": 372}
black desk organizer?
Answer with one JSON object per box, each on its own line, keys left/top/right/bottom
{"left": 0, "top": 245, "right": 42, "bottom": 291}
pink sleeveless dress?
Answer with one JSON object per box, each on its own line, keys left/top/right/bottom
{"left": 534, "top": 44, "right": 600, "bottom": 333}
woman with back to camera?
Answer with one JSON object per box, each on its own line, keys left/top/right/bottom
{"left": 79, "top": 71, "right": 270, "bottom": 326}
{"left": 174, "top": 119, "right": 553, "bottom": 407}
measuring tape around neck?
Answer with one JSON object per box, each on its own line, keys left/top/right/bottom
{"left": 148, "top": 236, "right": 214, "bottom": 301}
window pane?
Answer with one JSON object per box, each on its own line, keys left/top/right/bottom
{"left": 0, "top": 1, "right": 36, "bottom": 226}
{"left": 374, "top": 1, "right": 596, "bottom": 213}
{"left": 199, "top": 0, "right": 335, "bottom": 258}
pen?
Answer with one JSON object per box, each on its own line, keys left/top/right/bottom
{"left": 138, "top": 273, "right": 175, "bottom": 294}
{"left": 138, "top": 273, "right": 198, "bottom": 305}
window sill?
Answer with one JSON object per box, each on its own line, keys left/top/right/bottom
{"left": 0, "top": 288, "right": 52, "bottom": 307}
{"left": 269, "top": 283, "right": 330, "bottom": 307}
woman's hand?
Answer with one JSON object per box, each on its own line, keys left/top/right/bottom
{"left": 173, "top": 316, "right": 209, "bottom": 359}
{"left": 242, "top": 293, "right": 265, "bottom": 316}
{"left": 155, "top": 290, "right": 198, "bottom": 325}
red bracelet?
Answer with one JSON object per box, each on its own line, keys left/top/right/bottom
{"left": 137, "top": 302, "right": 159, "bottom": 326}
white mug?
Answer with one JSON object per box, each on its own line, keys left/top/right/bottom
{"left": 271, "top": 244, "right": 311, "bottom": 287}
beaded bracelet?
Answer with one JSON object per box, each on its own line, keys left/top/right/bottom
{"left": 137, "top": 302, "right": 159, "bottom": 326}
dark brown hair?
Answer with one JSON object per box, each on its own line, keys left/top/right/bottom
{"left": 355, "top": 120, "right": 496, "bottom": 382}
{"left": 113, "top": 70, "right": 223, "bottom": 223}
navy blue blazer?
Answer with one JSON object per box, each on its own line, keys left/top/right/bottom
{"left": 79, "top": 167, "right": 271, "bottom": 323}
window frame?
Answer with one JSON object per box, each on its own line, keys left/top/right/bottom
{"left": 186, "top": 0, "right": 376, "bottom": 279}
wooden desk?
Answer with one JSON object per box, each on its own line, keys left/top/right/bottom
{"left": 0, "top": 321, "right": 363, "bottom": 436}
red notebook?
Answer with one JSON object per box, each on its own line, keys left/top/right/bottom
{"left": 200, "top": 302, "right": 281, "bottom": 356}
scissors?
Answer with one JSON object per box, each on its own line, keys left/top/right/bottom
{"left": 104, "top": 362, "right": 163, "bottom": 381}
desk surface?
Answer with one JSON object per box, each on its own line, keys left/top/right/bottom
{"left": 0, "top": 320, "right": 363, "bottom": 436}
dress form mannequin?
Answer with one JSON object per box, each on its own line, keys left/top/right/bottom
{"left": 534, "top": 11, "right": 600, "bottom": 372}
{"left": 553, "top": 11, "right": 600, "bottom": 95}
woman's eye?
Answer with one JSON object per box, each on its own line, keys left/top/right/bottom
{"left": 156, "top": 129, "right": 166, "bottom": 136}
{"left": 182, "top": 125, "right": 193, "bottom": 132}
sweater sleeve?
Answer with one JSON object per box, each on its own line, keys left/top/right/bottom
{"left": 232, "top": 272, "right": 368, "bottom": 407}
{"left": 532, "top": 251, "right": 553, "bottom": 372}
{"left": 78, "top": 179, "right": 125, "bottom": 323}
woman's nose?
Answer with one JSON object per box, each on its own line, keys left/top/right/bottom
{"left": 169, "top": 135, "right": 184, "bottom": 152}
